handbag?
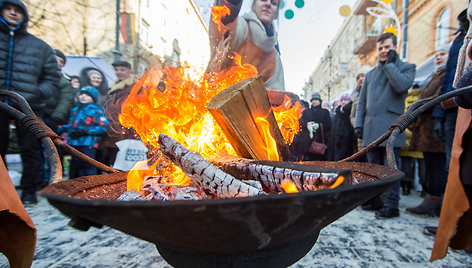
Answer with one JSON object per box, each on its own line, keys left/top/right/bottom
{"left": 308, "top": 124, "right": 327, "bottom": 155}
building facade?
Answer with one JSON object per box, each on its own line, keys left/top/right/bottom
{"left": 303, "top": 0, "right": 466, "bottom": 104}
{"left": 24, "top": 0, "right": 210, "bottom": 76}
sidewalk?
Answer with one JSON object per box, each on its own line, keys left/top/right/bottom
{"left": 0, "top": 187, "right": 470, "bottom": 267}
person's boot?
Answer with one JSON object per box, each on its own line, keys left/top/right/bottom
{"left": 406, "top": 194, "right": 439, "bottom": 216}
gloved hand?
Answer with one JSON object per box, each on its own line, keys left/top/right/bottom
{"left": 69, "top": 129, "right": 89, "bottom": 139}
{"left": 432, "top": 119, "right": 444, "bottom": 141}
{"left": 386, "top": 49, "right": 398, "bottom": 64}
{"left": 307, "top": 122, "right": 320, "bottom": 139}
{"left": 354, "top": 127, "right": 363, "bottom": 139}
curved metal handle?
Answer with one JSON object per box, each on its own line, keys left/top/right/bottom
{"left": 0, "top": 90, "right": 118, "bottom": 184}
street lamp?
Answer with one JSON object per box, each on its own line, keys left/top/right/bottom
{"left": 327, "top": 48, "right": 333, "bottom": 101}
{"left": 114, "top": 0, "right": 121, "bottom": 62}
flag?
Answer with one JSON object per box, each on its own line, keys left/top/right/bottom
{"left": 120, "top": 12, "right": 136, "bottom": 45}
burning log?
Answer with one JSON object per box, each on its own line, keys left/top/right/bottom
{"left": 207, "top": 153, "right": 352, "bottom": 193}
{"left": 158, "top": 133, "right": 266, "bottom": 198}
{"left": 208, "top": 76, "right": 290, "bottom": 161}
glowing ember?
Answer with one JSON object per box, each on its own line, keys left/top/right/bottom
{"left": 280, "top": 179, "right": 299, "bottom": 193}
{"left": 329, "top": 176, "right": 345, "bottom": 189}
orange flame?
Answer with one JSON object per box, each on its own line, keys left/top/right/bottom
{"left": 280, "top": 179, "right": 299, "bottom": 193}
{"left": 273, "top": 96, "right": 305, "bottom": 144}
{"left": 211, "top": 5, "right": 231, "bottom": 34}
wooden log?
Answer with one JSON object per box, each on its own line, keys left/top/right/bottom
{"left": 207, "top": 153, "right": 353, "bottom": 192}
{"left": 208, "top": 76, "right": 290, "bottom": 161}
{"left": 158, "top": 134, "right": 266, "bottom": 198}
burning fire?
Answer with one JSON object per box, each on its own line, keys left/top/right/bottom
{"left": 120, "top": 4, "right": 305, "bottom": 193}
{"left": 120, "top": 60, "right": 304, "bottom": 193}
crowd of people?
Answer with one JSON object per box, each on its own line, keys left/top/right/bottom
{"left": 0, "top": 0, "right": 140, "bottom": 205}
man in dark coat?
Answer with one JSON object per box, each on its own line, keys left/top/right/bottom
{"left": 0, "top": 0, "right": 61, "bottom": 205}
{"left": 354, "top": 32, "right": 416, "bottom": 218}
{"left": 100, "top": 61, "right": 138, "bottom": 168}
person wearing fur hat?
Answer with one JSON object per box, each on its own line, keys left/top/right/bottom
{"left": 57, "top": 86, "right": 108, "bottom": 177}
{"left": 207, "top": 0, "right": 285, "bottom": 91}
{"left": 0, "top": 0, "right": 61, "bottom": 205}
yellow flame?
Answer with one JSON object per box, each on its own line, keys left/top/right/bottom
{"left": 280, "top": 179, "right": 299, "bottom": 193}
{"left": 254, "top": 116, "right": 279, "bottom": 161}
{"left": 127, "top": 161, "right": 156, "bottom": 193}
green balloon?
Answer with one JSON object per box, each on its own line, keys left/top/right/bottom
{"left": 285, "top": 9, "right": 294, "bottom": 19}
{"left": 280, "top": 0, "right": 285, "bottom": 9}
{"left": 295, "top": 0, "right": 305, "bottom": 8}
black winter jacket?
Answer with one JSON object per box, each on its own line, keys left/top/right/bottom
{"left": 0, "top": 0, "right": 60, "bottom": 110}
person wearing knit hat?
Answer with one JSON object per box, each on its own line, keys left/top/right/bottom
{"left": 57, "top": 85, "right": 108, "bottom": 177}
{"left": 54, "top": 49, "right": 66, "bottom": 67}
{"left": 310, "top": 93, "right": 322, "bottom": 102}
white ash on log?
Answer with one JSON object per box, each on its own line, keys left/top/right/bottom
{"left": 141, "top": 176, "right": 209, "bottom": 201}
{"left": 158, "top": 133, "right": 267, "bottom": 198}
{"left": 117, "top": 190, "right": 150, "bottom": 201}
{"left": 207, "top": 154, "right": 352, "bottom": 192}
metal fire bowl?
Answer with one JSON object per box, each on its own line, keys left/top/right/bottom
{"left": 41, "top": 161, "right": 403, "bottom": 267}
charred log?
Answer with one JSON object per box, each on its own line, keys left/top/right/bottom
{"left": 158, "top": 134, "right": 266, "bottom": 198}
{"left": 207, "top": 154, "right": 352, "bottom": 192}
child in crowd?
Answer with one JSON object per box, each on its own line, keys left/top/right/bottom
{"left": 58, "top": 86, "right": 108, "bottom": 177}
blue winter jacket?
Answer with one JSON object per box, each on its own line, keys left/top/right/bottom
{"left": 58, "top": 102, "right": 109, "bottom": 148}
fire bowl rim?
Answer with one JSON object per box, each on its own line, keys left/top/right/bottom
{"left": 41, "top": 161, "right": 404, "bottom": 207}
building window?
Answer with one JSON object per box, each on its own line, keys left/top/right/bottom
{"left": 435, "top": 7, "right": 450, "bottom": 49}
{"left": 141, "top": 19, "right": 150, "bottom": 46}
